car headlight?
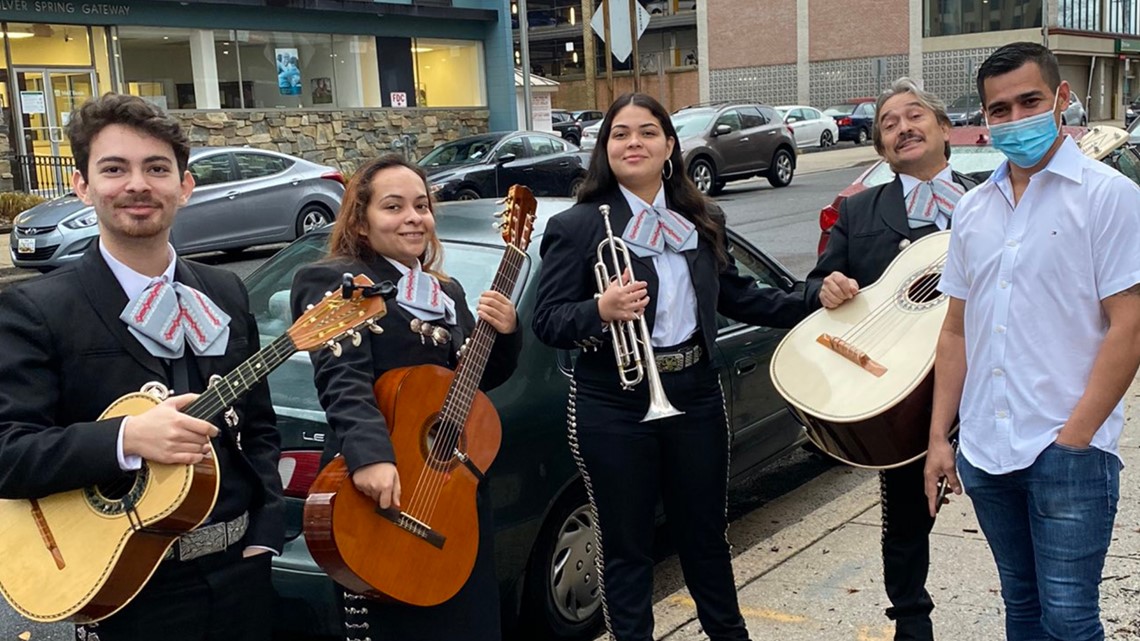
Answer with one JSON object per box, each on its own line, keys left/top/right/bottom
{"left": 63, "top": 211, "right": 98, "bottom": 229}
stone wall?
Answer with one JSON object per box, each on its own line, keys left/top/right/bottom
{"left": 173, "top": 108, "right": 490, "bottom": 175}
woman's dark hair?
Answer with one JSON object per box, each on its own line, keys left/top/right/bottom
{"left": 326, "top": 154, "right": 448, "bottom": 280}
{"left": 578, "top": 92, "right": 727, "bottom": 267}
{"left": 66, "top": 93, "right": 191, "bottom": 182}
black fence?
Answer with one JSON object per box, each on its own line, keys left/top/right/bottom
{"left": 13, "top": 154, "right": 75, "bottom": 200}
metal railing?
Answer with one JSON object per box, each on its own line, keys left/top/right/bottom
{"left": 13, "top": 154, "right": 75, "bottom": 200}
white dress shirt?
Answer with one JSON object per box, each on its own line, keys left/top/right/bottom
{"left": 899, "top": 165, "right": 956, "bottom": 231}
{"left": 618, "top": 184, "right": 699, "bottom": 348}
{"left": 940, "top": 137, "right": 1140, "bottom": 474}
{"left": 100, "top": 242, "right": 177, "bottom": 472}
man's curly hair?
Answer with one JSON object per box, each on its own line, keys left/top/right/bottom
{"left": 66, "top": 93, "right": 190, "bottom": 181}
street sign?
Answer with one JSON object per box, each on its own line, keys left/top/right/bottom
{"left": 591, "top": 0, "right": 651, "bottom": 63}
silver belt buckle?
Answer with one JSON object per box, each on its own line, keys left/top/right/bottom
{"left": 166, "top": 512, "right": 249, "bottom": 562}
{"left": 656, "top": 353, "right": 683, "bottom": 373}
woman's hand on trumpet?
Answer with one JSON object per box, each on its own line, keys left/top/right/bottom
{"left": 597, "top": 267, "right": 649, "bottom": 322}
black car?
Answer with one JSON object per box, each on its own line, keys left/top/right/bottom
{"left": 946, "top": 93, "right": 984, "bottom": 127}
{"left": 418, "top": 131, "right": 589, "bottom": 201}
{"left": 1127, "top": 95, "right": 1139, "bottom": 128}
{"left": 552, "top": 110, "right": 604, "bottom": 146}
{"left": 254, "top": 198, "right": 809, "bottom": 641}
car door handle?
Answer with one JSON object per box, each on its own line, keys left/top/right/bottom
{"left": 523, "top": 167, "right": 535, "bottom": 172}
{"left": 291, "top": 179, "right": 301, "bottom": 186}
{"left": 734, "top": 357, "right": 758, "bottom": 376}
{"left": 225, "top": 191, "right": 239, "bottom": 200}
{"left": 740, "top": 137, "right": 749, "bottom": 142}
{"left": 767, "top": 130, "right": 777, "bottom": 135}
{"left": 558, "top": 161, "right": 569, "bottom": 167}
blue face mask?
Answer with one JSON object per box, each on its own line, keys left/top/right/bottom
{"left": 987, "top": 91, "right": 1061, "bottom": 168}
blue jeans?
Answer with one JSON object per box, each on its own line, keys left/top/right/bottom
{"left": 957, "top": 444, "right": 1120, "bottom": 641}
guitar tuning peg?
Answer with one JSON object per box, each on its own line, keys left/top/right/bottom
{"left": 347, "top": 328, "right": 362, "bottom": 347}
{"left": 324, "top": 291, "right": 333, "bottom": 297}
{"left": 494, "top": 197, "right": 506, "bottom": 205}
{"left": 306, "top": 304, "right": 315, "bottom": 311}
{"left": 326, "top": 340, "right": 343, "bottom": 357}
{"left": 366, "top": 319, "right": 384, "bottom": 334}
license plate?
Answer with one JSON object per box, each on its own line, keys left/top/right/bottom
{"left": 17, "top": 238, "right": 36, "bottom": 254}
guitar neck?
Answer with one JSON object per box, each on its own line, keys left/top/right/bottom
{"left": 439, "top": 244, "right": 527, "bottom": 427}
{"left": 181, "top": 334, "right": 297, "bottom": 421}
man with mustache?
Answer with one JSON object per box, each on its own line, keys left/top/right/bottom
{"left": 0, "top": 93, "right": 283, "bottom": 640}
{"left": 803, "top": 78, "right": 977, "bottom": 641}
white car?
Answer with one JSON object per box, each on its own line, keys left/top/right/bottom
{"left": 775, "top": 104, "right": 840, "bottom": 149}
{"left": 580, "top": 120, "right": 602, "bottom": 151}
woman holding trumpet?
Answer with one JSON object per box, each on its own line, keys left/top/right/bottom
{"left": 531, "top": 93, "right": 805, "bottom": 641}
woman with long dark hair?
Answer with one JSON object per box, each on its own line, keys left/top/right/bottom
{"left": 531, "top": 93, "right": 805, "bottom": 641}
{"left": 290, "top": 154, "right": 521, "bottom": 641}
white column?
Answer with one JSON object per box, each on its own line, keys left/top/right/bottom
{"left": 189, "top": 29, "right": 220, "bottom": 109}
{"left": 910, "top": 0, "right": 923, "bottom": 85}
{"left": 697, "top": 0, "right": 710, "bottom": 101}
{"left": 797, "top": 0, "right": 810, "bottom": 104}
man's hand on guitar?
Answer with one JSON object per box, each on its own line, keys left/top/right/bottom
{"left": 352, "top": 462, "right": 402, "bottom": 509}
{"left": 820, "top": 272, "right": 860, "bottom": 309}
{"left": 923, "top": 437, "right": 961, "bottom": 518}
{"left": 122, "top": 394, "right": 219, "bottom": 465}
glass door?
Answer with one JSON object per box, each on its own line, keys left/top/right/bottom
{"left": 13, "top": 68, "right": 95, "bottom": 196}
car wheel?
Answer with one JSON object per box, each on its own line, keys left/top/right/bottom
{"left": 521, "top": 489, "right": 604, "bottom": 640}
{"left": 766, "top": 149, "right": 794, "bottom": 188}
{"left": 566, "top": 134, "right": 580, "bottom": 146}
{"left": 295, "top": 203, "right": 333, "bottom": 237}
{"left": 454, "top": 188, "right": 481, "bottom": 201}
{"left": 569, "top": 177, "right": 585, "bottom": 199}
{"left": 820, "top": 130, "right": 834, "bottom": 147}
{"left": 856, "top": 128, "right": 869, "bottom": 145}
{"left": 688, "top": 158, "right": 717, "bottom": 195}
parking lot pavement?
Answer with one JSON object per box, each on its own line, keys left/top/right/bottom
{"left": 624, "top": 373, "right": 1140, "bottom": 641}
{"left": 796, "top": 145, "right": 880, "bottom": 176}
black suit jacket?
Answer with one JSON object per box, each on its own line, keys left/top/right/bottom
{"left": 804, "top": 171, "right": 978, "bottom": 312}
{"left": 532, "top": 189, "right": 805, "bottom": 387}
{"left": 290, "top": 256, "right": 522, "bottom": 473}
{"left": 0, "top": 244, "right": 285, "bottom": 551}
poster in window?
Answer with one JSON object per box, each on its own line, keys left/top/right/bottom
{"left": 312, "top": 77, "right": 333, "bottom": 105}
{"left": 275, "top": 47, "right": 302, "bottom": 96}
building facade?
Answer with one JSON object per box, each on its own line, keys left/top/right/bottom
{"left": 0, "top": 0, "right": 516, "bottom": 193}
{"left": 704, "top": 0, "right": 1138, "bottom": 122}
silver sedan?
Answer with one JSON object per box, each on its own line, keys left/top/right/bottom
{"left": 10, "top": 147, "right": 344, "bottom": 270}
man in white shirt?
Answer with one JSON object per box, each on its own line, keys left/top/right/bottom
{"left": 925, "top": 42, "right": 1140, "bottom": 641}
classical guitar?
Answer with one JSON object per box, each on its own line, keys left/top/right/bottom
{"left": 770, "top": 231, "right": 952, "bottom": 469}
{"left": 304, "top": 185, "right": 538, "bottom": 607}
{"left": 0, "top": 275, "right": 391, "bottom": 624}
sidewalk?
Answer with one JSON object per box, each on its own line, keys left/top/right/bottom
{"left": 638, "top": 374, "right": 1140, "bottom": 640}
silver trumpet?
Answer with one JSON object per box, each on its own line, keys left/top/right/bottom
{"left": 593, "top": 204, "right": 684, "bottom": 422}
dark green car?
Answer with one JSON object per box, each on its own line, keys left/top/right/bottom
{"left": 245, "top": 197, "right": 807, "bottom": 640}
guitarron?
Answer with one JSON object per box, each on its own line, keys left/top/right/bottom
{"left": 0, "top": 275, "right": 391, "bottom": 623}
{"left": 304, "top": 185, "right": 538, "bottom": 607}
{"left": 770, "top": 231, "right": 952, "bottom": 469}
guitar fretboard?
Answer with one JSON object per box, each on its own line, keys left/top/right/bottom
{"left": 181, "top": 334, "right": 298, "bottom": 422}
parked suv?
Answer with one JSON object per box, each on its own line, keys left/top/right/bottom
{"left": 672, "top": 102, "right": 798, "bottom": 195}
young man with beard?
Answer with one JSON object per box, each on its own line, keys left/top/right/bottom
{"left": 803, "top": 78, "right": 977, "bottom": 641}
{"left": 0, "top": 93, "right": 284, "bottom": 640}
{"left": 926, "top": 42, "right": 1140, "bottom": 640}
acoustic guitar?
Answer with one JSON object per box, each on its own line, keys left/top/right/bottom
{"left": 304, "top": 185, "right": 538, "bottom": 607}
{"left": 770, "top": 231, "right": 952, "bottom": 469}
{"left": 0, "top": 275, "right": 391, "bottom": 624}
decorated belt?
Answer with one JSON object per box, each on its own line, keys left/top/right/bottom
{"left": 654, "top": 344, "right": 703, "bottom": 373}
{"left": 163, "top": 512, "right": 249, "bottom": 562}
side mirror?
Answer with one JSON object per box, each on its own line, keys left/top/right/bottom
{"left": 714, "top": 124, "right": 732, "bottom": 136}
{"left": 787, "top": 116, "right": 801, "bottom": 123}
{"left": 496, "top": 153, "right": 517, "bottom": 165}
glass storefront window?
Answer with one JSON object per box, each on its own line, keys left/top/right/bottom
{"left": 413, "top": 38, "right": 486, "bottom": 107}
{"left": 117, "top": 26, "right": 195, "bottom": 110}
{"left": 332, "top": 34, "right": 382, "bottom": 108}
{"left": 5, "top": 22, "right": 92, "bottom": 67}
{"left": 1106, "top": 0, "right": 1139, "bottom": 34}
{"left": 1059, "top": 0, "right": 1101, "bottom": 30}
{"left": 925, "top": 0, "right": 1043, "bottom": 37}
{"left": 214, "top": 30, "right": 249, "bottom": 110}
{"left": 235, "top": 30, "right": 335, "bottom": 109}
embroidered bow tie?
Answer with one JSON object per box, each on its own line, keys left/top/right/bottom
{"left": 906, "top": 179, "right": 966, "bottom": 229}
{"left": 396, "top": 267, "right": 457, "bottom": 325}
{"left": 621, "top": 207, "right": 699, "bottom": 258}
{"left": 120, "top": 278, "right": 231, "bottom": 359}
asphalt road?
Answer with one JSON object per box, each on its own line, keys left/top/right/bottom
{"left": 0, "top": 165, "right": 863, "bottom": 641}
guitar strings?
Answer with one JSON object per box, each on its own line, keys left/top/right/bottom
{"left": 404, "top": 245, "right": 526, "bottom": 525}
{"left": 845, "top": 254, "right": 948, "bottom": 354}
{"left": 838, "top": 251, "right": 947, "bottom": 348}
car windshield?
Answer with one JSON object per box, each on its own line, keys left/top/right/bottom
{"left": 418, "top": 137, "right": 500, "bottom": 168}
{"left": 1129, "top": 113, "right": 1139, "bottom": 144}
{"left": 244, "top": 234, "right": 517, "bottom": 418}
{"left": 671, "top": 110, "right": 715, "bottom": 137}
{"left": 948, "top": 95, "right": 980, "bottom": 110}
{"left": 862, "top": 146, "right": 1009, "bottom": 188}
{"left": 823, "top": 104, "right": 856, "bottom": 116}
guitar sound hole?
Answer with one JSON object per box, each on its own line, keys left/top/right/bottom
{"left": 85, "top": 466, "right": 149, "bottom": 515}
{"left": 96, "top": 478, "right": 134, "bottom": 501}
{"left": 424, "top": 420, "right": 466, "bottom": 470}
{"left": 906, "top": 273, "right": 942, "bottom": 304}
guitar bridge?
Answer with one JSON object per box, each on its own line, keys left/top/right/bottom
{"left": 817, "top": 333, "right": 888, "bottom": 377}
{"left": 374, "top": 507, "right": 446, "bottom": 549}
